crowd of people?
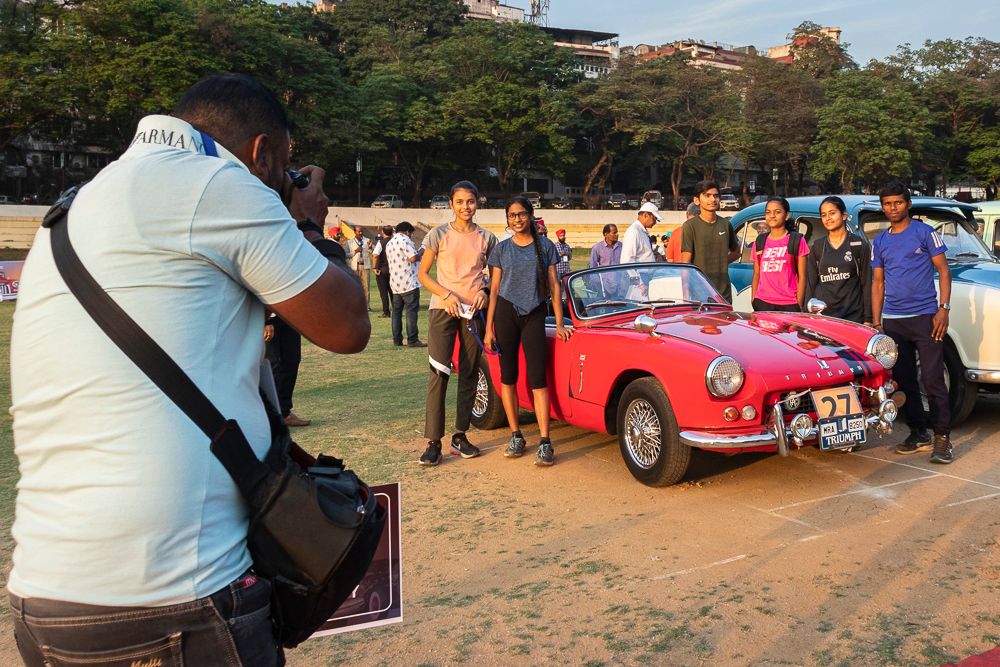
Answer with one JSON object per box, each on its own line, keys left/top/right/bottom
{"left": 6, "top": 72, "right": 958, "bottom": 666}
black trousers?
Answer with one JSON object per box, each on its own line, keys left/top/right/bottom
{"left": 265, "top": 318, "right": 301, "bottom": 418}
{"left": 493, "top": 298, "right": 548, "bottom": 389}
{"left": 884, "top": 314, "right": 950, "bottom": 435}
{"left": 375, "top": 270, "right": 391, "bottom": 316}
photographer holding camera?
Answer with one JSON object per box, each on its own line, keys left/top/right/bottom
{"left": 8, "top": 73, "right": 368, "bottom": 666}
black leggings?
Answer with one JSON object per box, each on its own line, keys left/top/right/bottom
{"left": 494, "top": 297, "right": 548, "bottom": 389}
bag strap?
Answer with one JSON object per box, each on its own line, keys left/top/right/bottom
{"left": 44, "top": 187, "right": 227, "bottom": 441}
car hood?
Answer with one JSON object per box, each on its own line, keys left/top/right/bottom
{"left": 952, "top": 260, "right": 1000, "bottom": 288}
{"left": 626, "top": 310, "right": 878, "bottom": 379}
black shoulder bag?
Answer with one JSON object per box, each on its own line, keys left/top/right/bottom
{"left": 42, "top": 188, "right": 385, "bottom": 649}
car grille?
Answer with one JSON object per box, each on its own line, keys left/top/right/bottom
{"left": 775, "top": 391, "right": 816, "bottom": 415}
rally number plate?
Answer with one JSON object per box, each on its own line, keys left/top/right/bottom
{"left": 811, "top": 385, "right": 866, "bottom": 451}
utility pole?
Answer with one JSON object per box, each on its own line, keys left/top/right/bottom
{"left": 356, "top": 155, "right": 362, "bottom": 206}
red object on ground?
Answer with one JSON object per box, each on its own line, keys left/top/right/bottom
{"left": 944, "top": 646, "right": 1000, "bottom": 666}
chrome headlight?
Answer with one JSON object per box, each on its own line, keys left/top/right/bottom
{"left": 866, "top": 333, "right": 898, "bottom": 369}
{"left": 706, "top": 356, "right": 745, "bottom": 397}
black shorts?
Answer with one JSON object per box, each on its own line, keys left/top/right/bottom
{"left": 493, "top": 297, "right": 548, "bottom": 389}
{"left": 752, "top": 298, "right": 800, "bottom": 313}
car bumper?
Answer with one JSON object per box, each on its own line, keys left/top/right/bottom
{"left": 679, "top": 402, "right": 897, "bottom": 456}
{"left": 966, "top": 369, "right": 1000, "bottom": 383}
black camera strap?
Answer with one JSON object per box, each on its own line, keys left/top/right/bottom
{"left": 43, "top": 188, "right": 228, "bottom": 440}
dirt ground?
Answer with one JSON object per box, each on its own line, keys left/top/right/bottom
{"left": 293, "top": 395, "right": 1000, "bottom": 667}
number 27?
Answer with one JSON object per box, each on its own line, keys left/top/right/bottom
{"left": 821, "top": 393, "right": 851, "bottom": 416}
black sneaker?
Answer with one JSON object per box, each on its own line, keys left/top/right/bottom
{"left": 535, "top": 441, "right": 555, "bottom": 466}
{"left": 895, "top": 429, "right": 932, "bottom": 455}
{"left": 419, "top": 441, "right": 442, "bottom": 466}
{"left": 450, "top": 433, "right": 480, "bottom": 459}
{"left": 504, "top": 433, "right": 526, "bottom": 458}
{"left": 929, "top": 434, "right": 953, "bottom": 464}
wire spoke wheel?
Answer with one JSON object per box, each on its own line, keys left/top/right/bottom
{"left": 616, "top": 377, "right": 690, "bottom": 487}
{"left": 623, "top": 398, "right": 662, "bottom": 469}
{"left": 472, "top": 368, "right": 490, "bottom": 419}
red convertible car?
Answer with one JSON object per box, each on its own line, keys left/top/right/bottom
{"left": 468, "top": 263, "right": 900, "bottom": 487}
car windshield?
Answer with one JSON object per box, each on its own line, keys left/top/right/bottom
{"left": 860, "top": 209, "right": 995, "bottom": 261}
{"left": 568, "top": 265, "right": 726, "bottom": 318}
{"left": 375, "top": 195, "right": 394, "bottom": 201}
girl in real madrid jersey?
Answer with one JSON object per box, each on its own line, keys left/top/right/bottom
{"left": 804, "top": 195, "right": 873, "bottom": 325}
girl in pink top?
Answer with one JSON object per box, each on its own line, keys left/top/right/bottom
{"left": 751, "top": 196, "right": 809, "bottom": 312}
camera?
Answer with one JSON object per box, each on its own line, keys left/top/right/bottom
{"left": 287, "top": 170, "right": 310, "bottom": 189}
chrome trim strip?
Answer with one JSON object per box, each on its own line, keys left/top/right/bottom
{"left": 966, "top": 369, "right": 1000, "bottom": 384}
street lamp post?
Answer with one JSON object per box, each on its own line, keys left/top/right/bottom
{"left": 356, "top": 155, "right": 362, "bottom": 206}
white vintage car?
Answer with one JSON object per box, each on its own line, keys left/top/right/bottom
{"left": 728, "top": 196, "right": 1000, "bottom": 425}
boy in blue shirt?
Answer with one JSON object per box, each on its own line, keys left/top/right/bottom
{"left": 871, "top": 181, "right": 953, "bottom": 463}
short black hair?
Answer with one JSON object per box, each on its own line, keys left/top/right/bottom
{"left": 602, "top": 223, "right": 617, "bottom": 235}
{"left": 450, "top": 180, "right": 479, "bottom": 200}
{"left": 173, "top": 73, "right": 290, "bottom": 153}
{"left": 694, "top": 180, "right": 720, "bottom": 197}
{"left": 395, "top": 221, "right": 415, "bottom": 233}
{"left": 382, "top": 225, "right": 394, "bottom": 236}
{"left": 766, "top": 196, "right": 790, "bottom": 213}
{"left": 879, "top": 180, "right": 911, "bottom": 203}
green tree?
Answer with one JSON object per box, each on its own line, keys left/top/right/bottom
{"left": 810, "top": 70, "right": 931, "bottom": 192}
{"left": 332, "top": 0, "right": 465, "bottom": 79}
{"left": 787, "top": 20, "right": 856, "bottom": 79}
{"left": 432, "top": 20, "right": 578, "bottom": 196}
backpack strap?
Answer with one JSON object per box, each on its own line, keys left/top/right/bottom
{"left": 787, "top": 230, "right": 801, "bottom": 258}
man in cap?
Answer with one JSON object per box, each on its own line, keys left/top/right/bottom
{"left": 620, "top": 201, "right": 660, "bottom": 264}
{"left": 554, "top": 228, "right": 573, "bottom": 278}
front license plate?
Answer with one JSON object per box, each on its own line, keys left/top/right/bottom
{"left": 810, "top": 385, "right": 863, "bottom": 420}
{"left": 818, "top": 414, "right": 867, "bottom": 451}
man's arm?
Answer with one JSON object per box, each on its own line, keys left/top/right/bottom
{"left": 727, "top": 224, "right": 740, "bottom": 263}
{"left": 267, "top": 166, "right": 368, "bottom": 353}
{"left": 871, "top": 267, "right": 885, "bottom": 328}
{"left": 589, "top": 244, "right": 599, "bottom": 268}
{"left": 931, "top": 253, "right": 951, "bottom": 341}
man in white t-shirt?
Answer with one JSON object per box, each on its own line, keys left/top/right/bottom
{"left": 620, "top": 201, "right": 661, "bottom": 264}
{"left": 8, "top": 74, "right": 369, "bottom": 666}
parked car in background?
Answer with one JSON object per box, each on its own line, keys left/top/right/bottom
{"left": 719, "top": 193, "right": 741, "bottom": 211}
{"left": 429, "top": 194, "right": 450, "bottom": 210}
{"left": 371, "top": 194, "right": 403, "bottom": 209}
{"left": 607, "top": 193, "right": 630, "bottom": 209}
{"left": 519, "top": 191, "right": 543, "bottom": 209}
{"left": 0, "top": 195, "right": 14, "bottom": 204}
{"left": 751, "top": 194, "right": 769, "bottom": 205}
{"left": 550, "top": 196, "right": 575, "bottom": 209}
{"left": 464, "top": 263, "right": 898, "bottom": 486}
{"left": 642, "top": 190, "right": 664, "bottom": 208}
{"left": 975, "top": 200, "right": 1000, "bottom": 257}
{"left": 729, "top": 195, "right": 1000, "bottom": 424}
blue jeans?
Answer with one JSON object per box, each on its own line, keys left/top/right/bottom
{"left": 11, "top": 570, "right": 282, "bottom": 666}
{"left": 392, "top": 288, "right": 420, "bottom": 344}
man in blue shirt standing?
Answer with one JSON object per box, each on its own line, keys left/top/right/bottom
{"left": 871, "top": 181, "right": 953, "bottom": 463}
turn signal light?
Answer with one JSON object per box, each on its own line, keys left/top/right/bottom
{"left": 723, "top": 406, "right": 740, "bottom": 422}
{"left": 741, "top": 405, "right": 757, "bottom": 421}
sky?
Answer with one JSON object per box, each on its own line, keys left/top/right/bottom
{"left": 538, "top": 0, "right": 1000, "bottom": 65}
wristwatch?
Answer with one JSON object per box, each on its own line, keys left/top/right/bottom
{"left": 940, "top": 303, "right": 951, "bottom": 311}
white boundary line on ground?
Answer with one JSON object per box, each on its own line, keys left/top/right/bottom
{"left": 651, "top": 554, "right": 749, "bottom": 580}
{"left": 944, "top": 492, "right": 1000, "bottom": 507}
{"left": 850, "top": 452, "right": 1000, "bottom": 491}
{"left": 764, "top": 474, "right": 938, "bottom": 512}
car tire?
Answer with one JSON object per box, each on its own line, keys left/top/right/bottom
{"left": 944, "top": 343, "right": 978, "bottom": 425}
{"left": 470, "top": 358, "right": 507, "bottom": 430}
{"left": 616, "top": 377, "right": 690, "bottom": 487}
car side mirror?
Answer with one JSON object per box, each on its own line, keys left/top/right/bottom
{"left": 634, "top": 314, "right": 658, "bottom": 336}
{"left": 806, "top": 298, "right": 827, "bottom": 314}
